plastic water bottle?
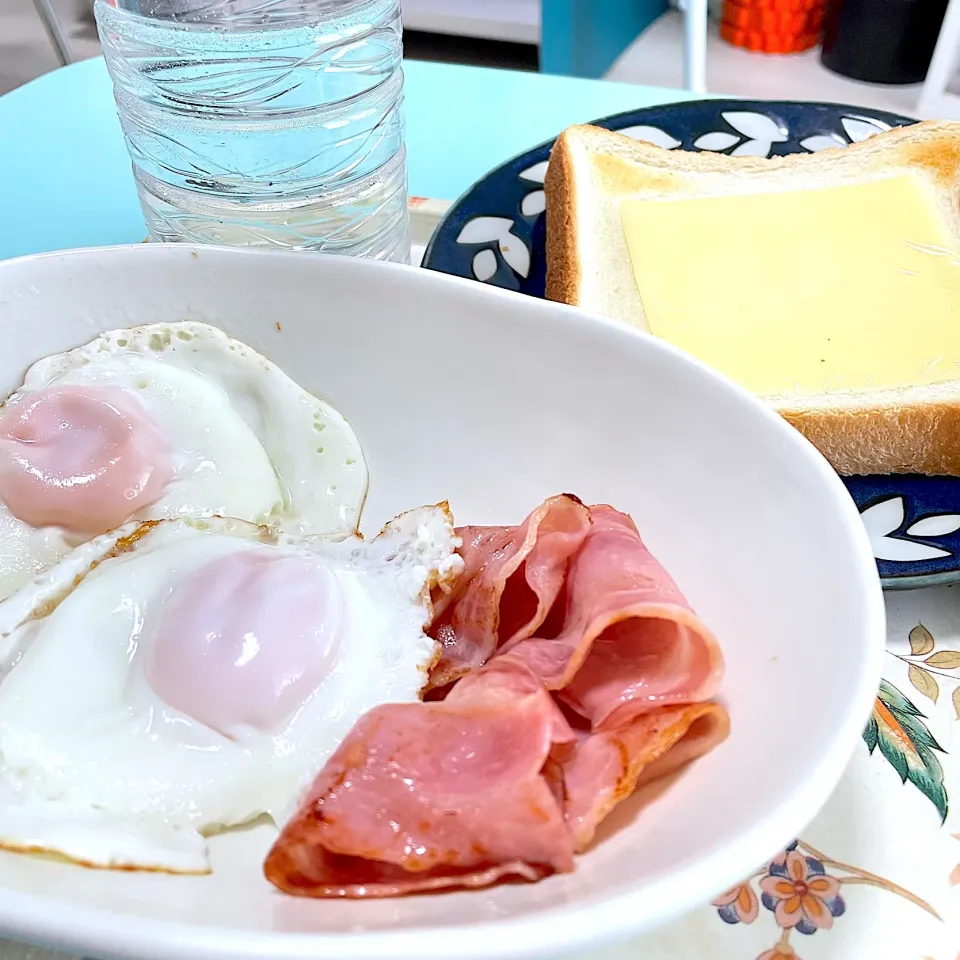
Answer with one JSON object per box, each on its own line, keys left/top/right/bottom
{"left": 95, "top": 0, "right": 410, "bottom": 262}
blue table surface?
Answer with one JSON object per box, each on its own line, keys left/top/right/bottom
{"left": 0, "top": 57, "right": 692, "bottom": 261}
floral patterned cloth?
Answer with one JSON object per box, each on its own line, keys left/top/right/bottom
{"left": 571, "top": 582, "right": 960, "bottom": 960}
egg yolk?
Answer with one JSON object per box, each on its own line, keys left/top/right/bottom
{"left": 0, "top": 385, "right": 173, "bottom": 535}
{"left": 146, "top": 550, "right": 342, "bottom": 738}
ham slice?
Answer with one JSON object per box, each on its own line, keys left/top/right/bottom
{"left": 513, "top": 506, "right": 724, "bottom": 730}
{"left": 263, "top": 657, "right": 575, "bottom": 898}
{"left": 428, "top": 495, "right": 591, "bottom": 688}
{"left": 264, "top": 497, "right": 729, "bottom": 900}
{"left": 562, "top": 703, "right": 730, "bottom": 851}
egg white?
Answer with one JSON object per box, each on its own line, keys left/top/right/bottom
{"left": 0, "top": 506, "right": 461, "bottom": 873}
{"left": 0, "top": 322, "right": 368, "bottom": 600}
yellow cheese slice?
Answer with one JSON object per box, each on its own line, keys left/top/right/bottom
{"left": 621, "top": 174, "right": 960, "bottom": 396}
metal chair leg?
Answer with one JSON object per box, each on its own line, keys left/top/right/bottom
{"left": 31, "top": 0, "right": 75, "bottom": 66}
{"left": 683, "top": 0, "right": 708, "bottom": 93}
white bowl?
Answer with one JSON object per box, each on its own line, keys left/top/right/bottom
{"left": 0, "top": 245, "right": 884, "bottom": 960}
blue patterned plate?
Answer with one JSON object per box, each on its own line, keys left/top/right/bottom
{"left": 422, "top": 98, "right": 960, "bottom": 589}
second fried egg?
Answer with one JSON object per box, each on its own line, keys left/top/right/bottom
{"left": 0, "top": 505, "right": 461, "bottom": 873}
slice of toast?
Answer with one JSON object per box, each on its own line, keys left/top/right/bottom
{"left": 544, "top": 121, "right": 960, "bottom": 476}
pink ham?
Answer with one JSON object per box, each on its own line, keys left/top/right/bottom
{"left": 428, "top": 494, "right": 592, "bottom": 688}
{"left": 513, "top": 505, "right": 724, "bottom": 730}
{"left": 562, "top": 703, "right": 730, "bottom": 852}
{"left": 263, "top": 656, "right": 575, "bottom": 898}
{"left": 264, "top": 497, "right": 729, "bottom": 901}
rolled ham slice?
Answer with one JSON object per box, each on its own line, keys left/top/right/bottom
{"left": 513, "top": 505, "right": 724, "bottom": 730}
{"left": 264, "top": 497, "right": 729, "bottom": 900}
{"left": 263, "top": 657, "right": 576, "bottom": 898}
{"left": 562, "top": 702, "right": 730, "bottom": 852}
{"left": 428, "top": 494, "right": 591, "bottom": 688}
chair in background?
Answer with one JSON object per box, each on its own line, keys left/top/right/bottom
{"left": 32, "top": 0, "right": 74, "bottom": 65}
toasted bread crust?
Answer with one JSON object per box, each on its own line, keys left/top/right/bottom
{"left": 547, "top": 120, "right": 960, "bottom": 197}
{"left": 782, "top": 399, "right": 960, "bottom": 476}
{"left": 544, "top": 119, "right": 960, "bottom": 476}
{"left": 545, "top": 130, "right": 582, "bottom": 309}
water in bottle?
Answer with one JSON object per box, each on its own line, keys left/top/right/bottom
{"left": 95, "top": 0, "right": 410, "bottom": 261}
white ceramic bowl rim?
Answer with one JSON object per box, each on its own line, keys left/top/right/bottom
{"left": 0, "top": 246, "right": 886, "bottom": 960}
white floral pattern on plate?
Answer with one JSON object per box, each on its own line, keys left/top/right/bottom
{"left": 800, "top": 115, "right": 892, "bottom": 153}
{"left": 860, "top": 497, "right": 960, "bottom": 562}
{"left": 518, "top": 161, "right": 548, "bottom": 217}
{"left": 456, "top": 216, "right": 530, "bottom": 281}
{"left": 617, "top": 125, "right": 682, "bottom": 149}
{"left": 694, "top": 110, "right": 788, "bottom": 158}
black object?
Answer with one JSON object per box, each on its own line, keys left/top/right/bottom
{"left": 821, "top": 0, "right": 949, "bottom": 84}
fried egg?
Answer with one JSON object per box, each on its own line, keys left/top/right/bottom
{"left": 0, "top": 322, "right": 367, "bottom": 600}
{"left": 0, "top": 505, "right": 461, "bottom": 873}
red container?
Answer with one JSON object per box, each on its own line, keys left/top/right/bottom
{"left": 725, "top": 0, "right": 824, "bottom": 13}
{"left": 721, "top": 0, "right": 826, "bottom": 52}
{"left": 720, "top": 19, "right": 821, "bottom": 51}
{"left": 723, "top": 2, "right": 823, "bottom": 32}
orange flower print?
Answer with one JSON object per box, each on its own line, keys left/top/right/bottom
{"left": 713, "top": 882, "right": 759, "bottom": 924}
{"left": 757, "top": 943, "right": 800, "bottom": 960}
{"left": 717, "top": 839, "right": 938, "bottom": 960}
{"left": 759, "top": 850, "right": 846, "bottom": 934}
{"left": 757, "top": 946, "right": 800, "bottom": 960}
